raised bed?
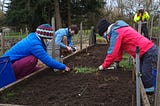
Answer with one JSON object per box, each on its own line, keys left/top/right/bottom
{"left": 0, "top": 44, "right": 137, "bottom": 105}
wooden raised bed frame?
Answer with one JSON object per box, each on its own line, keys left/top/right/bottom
{"left": 0, "top": 44, "right": 150, "bottom": 106}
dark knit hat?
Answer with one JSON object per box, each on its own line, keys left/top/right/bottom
{"left": 97, "top": 19, "right": 111, "bottom": 36}
{"left": 36, "top": 24, "right": 54, "bottom": 39}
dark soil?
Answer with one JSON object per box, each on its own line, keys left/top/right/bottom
{"left": 64, "top": 44, "right": 107, "bottom": 68}
{"left": 0, "top": 44, "right": 135, "bottom": 106}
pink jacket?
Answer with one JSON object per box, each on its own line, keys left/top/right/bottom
{"left": 102, "top": 20, "right": 154, "bottom": 69}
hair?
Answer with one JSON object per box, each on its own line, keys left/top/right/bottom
{"left": 69, "top": 25, "right": 79, "bottom": 34}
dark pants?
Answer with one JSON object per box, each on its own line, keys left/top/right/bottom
{"left": 12, "top": 55, "right": 41, "bottom": 80}
{"left": 140, "top": 45, "right": 158, "bottom": 88}
{"left": 136, "top": 23, "right": 149, "bottom": 39}
{"left": 141, "top": 23, "right": 149, "bottom": 39}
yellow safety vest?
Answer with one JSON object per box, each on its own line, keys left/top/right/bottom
{"left": 134, "top": 11, "right": 150, "bottom": 23}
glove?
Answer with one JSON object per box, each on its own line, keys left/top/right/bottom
{"left": 113, "top": 62, "right": 119, "bottom": 69}
{"left": 98, "top": 65, "right": 104, "bottom": 71}
{"left": 70, "top": 46, "right": 77, "bottom": 52}
{"left": 107, "top": 62, "right": 119, "bottom": 70}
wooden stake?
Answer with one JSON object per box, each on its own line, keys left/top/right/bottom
{"left": 154, "top": 10, "right": 160, "bottom": 106}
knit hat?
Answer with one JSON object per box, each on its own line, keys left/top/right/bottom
{"left": 138, "top": 5, "right": 144, "bottom": 10}
{"left": 97, "top": 19, "right": 111, "bottom": 36}
{"left": 36, "top": 24, "right": 54, "bottom": 39}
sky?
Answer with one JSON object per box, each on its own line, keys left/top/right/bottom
{"left": 0, "top": 0, "right": 10, "bottom": 12}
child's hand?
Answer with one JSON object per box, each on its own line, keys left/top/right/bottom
{"left": 65, "top": 66, "right": 70, "bottom": 72}
{"left": 98, "top": 65, "right": 104, "bottom": 71}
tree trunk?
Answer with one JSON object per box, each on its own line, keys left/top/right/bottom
{"left": 54, "top": 0, "right": 62, "bottom": 30}
{"left": 67, "top": 0, "right": 71, "bottom": 26}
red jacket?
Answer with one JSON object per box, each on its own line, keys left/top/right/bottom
{"left": 102, "top": 20, "right": 154, "bottom": 69}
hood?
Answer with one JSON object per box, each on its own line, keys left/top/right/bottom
{"left": 107, "top": 20, "right": 129, "bottom": 35}
{"left": 112, "top": 20, "right": 129, "bottom": 30}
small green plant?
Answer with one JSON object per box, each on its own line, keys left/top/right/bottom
{"left": 2, "top": 91, "right": 16, "bottom": 101}
{"left": 74, "top": 66, "right": 97, "bottom": 73}
{"left": 119, "top": 54, "right": 134, "bottom": 70}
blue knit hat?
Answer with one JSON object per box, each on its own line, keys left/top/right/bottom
{"left": 36, "top": 24, "right": 54, "bottom": 39}
{"left": 97, "top": 19, "right": 111, "bottom": 36}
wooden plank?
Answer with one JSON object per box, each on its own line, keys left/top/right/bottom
{"left": 133, "top": 58, "right": 151, "bottom": 106}
{"left": 63, "top": 44, "right": 95, "bottom": 60}
{"left": 1, "top": 32, "right": 4, "bottom": 54}
{"left": 0, "top": 104, "right": 24, "bottom": 106}
{"left": 80, "top": 22, "right": 83, "bottom": 50}
{"left": 140, "top": 79, "right": 151, "bottom": 106}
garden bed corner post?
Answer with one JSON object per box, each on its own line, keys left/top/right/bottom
{"left": 136, "top": 46, "right": 141, "bottom": 106}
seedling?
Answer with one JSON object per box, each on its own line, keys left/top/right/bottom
{"left": 74, "top": 67, "right": 97, "bottom": 73}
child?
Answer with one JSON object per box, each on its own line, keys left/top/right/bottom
{"left": 55, "top": 25, "right": 79, "bottom": 56}
{"left": 3, "top": 24, "right": 70, "bottom": 80}
{"left": 97, "top": 19, "right": 158, "bottom": 93}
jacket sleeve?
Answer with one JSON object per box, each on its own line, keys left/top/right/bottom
{"left": 114, "top": 49, "right": 123, "bottom": 62}
{"left": 102, "top": 30, "right": 123, "bottom": 69}
{"left": 134, "top": 13, "right": 139, "bottom": 23}
{"left": 144, "top": 11, "right": 150, "bottom": 20}
{"left": 68, "top": 35, "right": 74, "bottom": 46}
{"left": 31, "top": 44, "right": 66, "bottom": 70}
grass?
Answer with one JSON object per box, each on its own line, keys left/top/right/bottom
{"left": 74, "top": 67, "right": 97, "bottom": 73}
{"left": 96, "top": 34, "right": 102, "bottom": 38}
{"left": 119, "top": 54, "right": 134, "bottom": 70}
{"left": 4, "top": 32, "right": 27, "bottom": 39}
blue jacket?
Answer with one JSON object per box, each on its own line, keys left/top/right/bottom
{"left": 3, "top": 33, "right": 66, "bottom": 70}
{"left": 55, "top": 28, "right": 74, "bottom": 48}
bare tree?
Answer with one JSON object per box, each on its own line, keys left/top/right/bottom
{"left": 54, "top": 0, "right": 62, "bottom": 29}
{"left": 67, "top": 0, "right": 71, "bottom": 26}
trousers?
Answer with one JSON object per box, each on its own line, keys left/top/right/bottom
{"left": 12, "top": 55, "right": 41, "bottom": 80}
{"left": 140, "top": 45, "right": 158, "bottom": 88}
